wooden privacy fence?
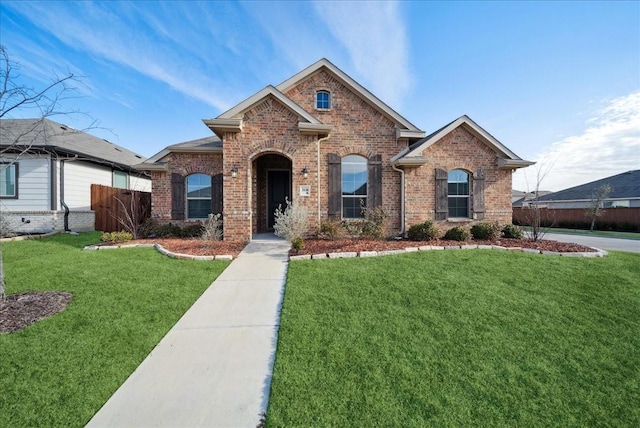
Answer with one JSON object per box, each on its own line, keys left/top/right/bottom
{"left": 91, "top": 184, "right": 151, "bottom": 233}
{"left": 513, "top": 207, "right": 640, "bottom": 232}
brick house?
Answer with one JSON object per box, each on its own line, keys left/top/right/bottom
{"left": 137, "top": 59, "right": 533, "bottom": 242}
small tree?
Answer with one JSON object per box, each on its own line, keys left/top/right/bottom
{"left": 520, "top": 157, "right": 555, "bottom": 242}
{"left": 112, "top": 190, "right": 151, "bottom": 239}
{"left": 0, "top": 45, "right": 83, "bottom": 299}
{"left": 585, "top": 184, "right": 612, "bottom": 231}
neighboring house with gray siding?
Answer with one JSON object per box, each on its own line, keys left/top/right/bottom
{"left": 1, "top": 118, "right": 150, "bottom": 234}
{"left": 536, "top": 170, "right": 640, "bottom": 209}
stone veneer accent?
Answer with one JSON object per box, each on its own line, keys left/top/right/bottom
{"left": 2, "top": 211, "right": 95, "bottom": 234}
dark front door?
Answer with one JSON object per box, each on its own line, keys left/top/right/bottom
{"left": 268, "top": 170, "right": 290, "bottom": 229}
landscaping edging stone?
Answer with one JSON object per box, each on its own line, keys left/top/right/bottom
{"left": 289, "top": 245, "right": 607, "bottom": 261}
{"left": 83, "top": 243, "right": 233, "bottom": 261}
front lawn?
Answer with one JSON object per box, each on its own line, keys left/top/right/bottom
{"left": 0, "top": 232, "right": 228, "bottom": 427}
{"left": 267, "top": 250, "right": 640, "bottom": 426}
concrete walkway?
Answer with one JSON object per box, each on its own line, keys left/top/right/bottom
{"left": 87, "top": 234, "right": 291, "bottom": 428}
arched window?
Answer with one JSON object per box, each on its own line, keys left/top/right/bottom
{"left": 448, "top": 169, "right": 470, "bottom": 218}
{"left": 342, "top": 155, "right": 367, "bottom": 218}
{"left": 186, "top": 174, "right": 211, "bottom": 219}
{"left": 316, "top": 90, "right": 330, "bottom": 110}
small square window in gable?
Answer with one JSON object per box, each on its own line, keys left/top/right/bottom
{"left": 316, "top": 91, "right": 330, "bottom": 110}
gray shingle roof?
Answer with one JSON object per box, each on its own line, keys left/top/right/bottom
{"left": 538, "top": 170, "right": 640, "bottom": 201}
{"left": 0, "top": 118, "right": 147, "bottom": 171}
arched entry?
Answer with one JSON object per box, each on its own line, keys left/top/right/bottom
{"left": 252, "top": 153, "right": 292, "bottom": 233}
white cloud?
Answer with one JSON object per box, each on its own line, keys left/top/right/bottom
{"left": 313, "top": 1, "right": 412, "bottom": 109}
{"left": 513, "top": 91, "right": 640, "bottom": 191}
{"left": 4, "top": 2, "right": 234, "bottom": 111}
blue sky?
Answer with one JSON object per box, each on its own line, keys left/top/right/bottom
{"left": 1, "top": 0, "right": 638, "bottom": 191}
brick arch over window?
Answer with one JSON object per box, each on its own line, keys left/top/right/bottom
{"left": 435, "top": 167, "right": 485, "bottom": 221}
{"left": 328, "top": 152, "right": 382, "bottom": 219}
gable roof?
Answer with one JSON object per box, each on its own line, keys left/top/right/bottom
{"left": 275, "top": 58, "right": 424, "bottom": 137}
{"left": 203, "top": 85, "right": 332, "bottom": 138}
{"left": 136, "top": 135, "right": 222, "bottom": 171}
{"left": 538, "top": 170, "right": 640, "bottom": 201}
{"left": 0, "top": 118, "right": 146, "bottom": 171}
{"left": 203, "top": 58, "right": 424, "bottom": 140}
{"left": 390, "top": 115, "right": 534, "bottom": 169}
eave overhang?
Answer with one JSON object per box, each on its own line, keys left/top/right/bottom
{"left": 134, "top": 162, "right": 169, "bottom": 172}
{"left": 390, "top": 156, "right": 428, "bottom": 168}
{"left": 203, "top": 118, "right": 242, "bottom": 139}
{"left": 396, "top": 129, "right": 426, "bottom": 140}
{"left": 498, "top": 158, "right": 536, "bottom": 170}
{"left": 298, "top": 122, "right": 332, "bottom": 136}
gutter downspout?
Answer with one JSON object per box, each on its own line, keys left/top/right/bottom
{"left": 391, "top": 163, "right": 405, "bottom": 236}
{"left": 60, "top": 159, "right": 70, "bottom": 232}
{"left": 316, "top": 134, "right": 331, "bottom": 230}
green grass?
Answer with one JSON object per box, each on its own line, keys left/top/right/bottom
{"left": 0, "top": 232, "right": 228, "bottom": 427}
{"left": 267, "top": 251, "right": 640, "bottom": 427}
{"left": 523, "top": 226, "right": 640, "bottom": 240}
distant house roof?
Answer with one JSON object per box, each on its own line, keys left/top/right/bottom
{"left": 0, "top": 118, "right": 147, "bottom": 172}
{"left": 538, "top": 170, "right": 640, "bottom": 202}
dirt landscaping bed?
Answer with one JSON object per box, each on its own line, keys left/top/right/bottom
{"left": 291, "top": 237, "right": 597, "bottom": 257}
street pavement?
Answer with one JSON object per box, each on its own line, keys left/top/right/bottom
{"left": 543, "top": 232, "right": 640, "bottom": 253}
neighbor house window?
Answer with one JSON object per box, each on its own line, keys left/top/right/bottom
{"left": 448, "top": 169, "right": 470, "bottom": 218}
{"left": 0, "top": 163, "right": 17, "bottom": 198}
{"left": 186, "top": 174, "right": 211, "bottom": 219}
{"left": 113, "top": 170, "right": 129, "bottom": 189}
{"left": 342, "top": 155, "right": 367, "bottom": 218}
{"left": 316, "top": 91, "right": 330, "bottom": 110}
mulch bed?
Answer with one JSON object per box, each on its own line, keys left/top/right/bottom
{"left": 125, "top": 238, "right": 247, "bottom": 258}
{"left": 291, "top": 237, "right": 597, "bottom": 256}
{"left": 1, "top": 291, "right": 72, "bottom": 334}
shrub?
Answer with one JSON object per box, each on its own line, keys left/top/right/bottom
{"left": 407, "top": 221, "right": 440, "bottom": 241}
{"left": 154, "top": 223, "right": 183, "bottom": 238}
{"left": 361, "top": 206, "right": 389, "bottom": 240}
{"left": 138, "top": 218, "right": 160, "bottom": 238}
{"left": 502, "top": 223, "right": 524, "bottom": 239}
{"left": 180, "top": 224, "right": 204, "bottom": 238}
{"left": 340, "top": 206, "right": 389, "bottom": 240}
{"left": 274, "top": 197, "right": 309, "bottom": 243}
{"left": 100, "top": 231, "right": 133, "bottom": 243}
{"left": 318, "top": 220, "right": 342, "bottom": 240}
{"left": 444, "top": 226, "right": 471, "bottom": 241}
{"left": 291, "top": 236, "right": 305, "bottom": 252}
{"left": 201, "top": 214, "right": 223, "bottom": 241}
{"left": 471, "top": 222, "right": 501, "bottom": 240}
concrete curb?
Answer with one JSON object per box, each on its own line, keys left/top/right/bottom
{"left": 83, "top": 243, "right": 233, "bottom": 261}
{"left": 289, "top": 244, "right": 607, "bottom": 261}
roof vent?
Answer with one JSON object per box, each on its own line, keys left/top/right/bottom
{"left": 60, "top": 126, "right": 68, "bottom": 131}
{"left": 114, "top": 147, "right": 122, "bottom": 152}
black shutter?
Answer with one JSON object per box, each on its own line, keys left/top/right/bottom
{"left": 473, "top": 168, "right": 485, "bottom": 220}
{"left": 368, "top": 154, "right": 382, "bottom": 209}
{"left": 435, "top": 168, "right": 448, "bottom": 221}
{"left": 171, "top": 173, "right": 185, "bottom": 220}
{"left": 328, "top": 153, "right": 341, "bottom": 219}
{"left": 211, "top": 173, "right": 223, "bottom": 215}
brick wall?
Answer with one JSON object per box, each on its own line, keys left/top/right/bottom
{"left": 284, "top": 70, "right": 404, "bottom": 234}
{"left": 149, "top": 69, "right": 514, "bottom": 241}
{"left": 150, "top": 152, "right": 223, "bottom": 224}
{"left": 404, "top": 126, "right": 513, "bottom": 231}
